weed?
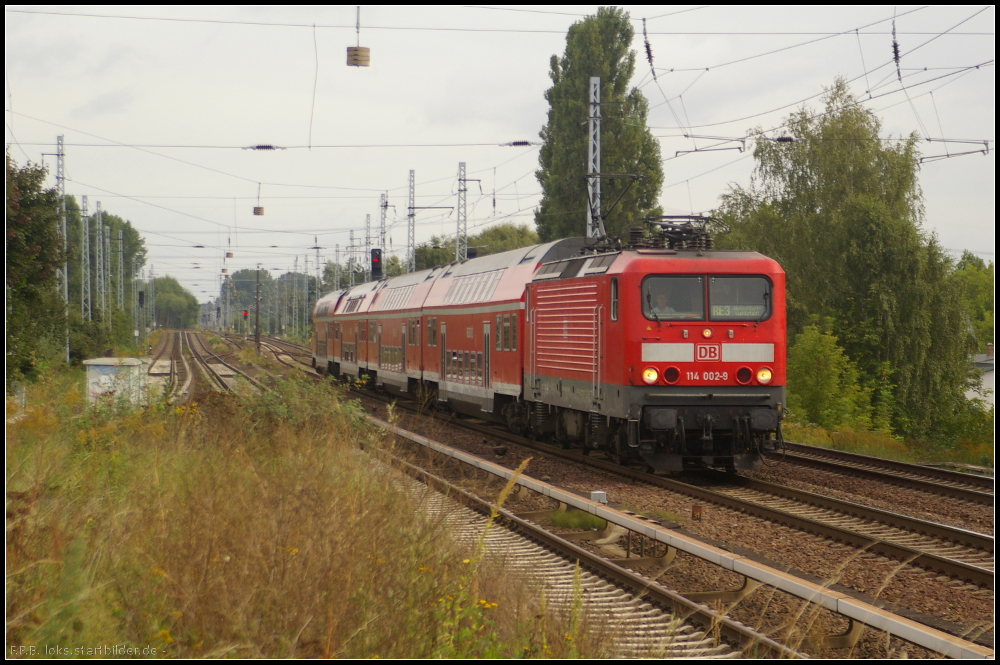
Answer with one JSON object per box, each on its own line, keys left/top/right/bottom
{"left": 546, "top": 510, "right": 608, "bottom": 531}
{"left": 5, "top": 372, "right": 626, "bottom": 658}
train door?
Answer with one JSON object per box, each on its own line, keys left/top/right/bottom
{"left": 440, "top": 322, "right": 447, "bottom": 382}
{"left": 483, "top": 321, "right": 490, "bottom": 388}
{"left": 401, "top": 324, "right": 406, "bottom": 374}
{"left": 377, "top": 324, "right": 382, "bottom": 369}
{"left": 359, "top": 320, "right": 367, "bottom": 368}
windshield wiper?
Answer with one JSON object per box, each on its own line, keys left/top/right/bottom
{"left": 646, "top": 292, "right": 661, "bottom": 327}
{"left": 754, "top": 287, "right": 770, "bottom": 329}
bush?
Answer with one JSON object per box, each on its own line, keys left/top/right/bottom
{"left": 786, "top": 324, "right": 872, "bottom": 430}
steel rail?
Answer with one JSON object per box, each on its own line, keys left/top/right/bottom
{"left": 371, "top": 413, "right": 993, "bottom": 659}
{"left": 193, "top": 332, "right": 268, "bottom": 392}
{"left": 779, "top": 442, "right": 993, "bottom": 505}
{"left": 375, "top": 429, "right": 803, "bottom": 658}
{"left": 167, "top": 332, "right": 194, "bottom": 404}
{"left": 708, "top": 472, "right": 993, "bottom": 554}
{"left": 356, "top": 390, "right": 994, "bottom": 590}
{"left": 148, "top": 329, "right": 172, "bottom": 367}
{"left": 472, "top": 415, "right": 994, "bottom": 588}
{"left": 186, "top": 331, "right": 231, "bottom": 391}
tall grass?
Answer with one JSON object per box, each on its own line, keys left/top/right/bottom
{"left": 6, "top": 372, "right": 617, "bottom": 657}
{"left": 783, "top": 421, "right": 994, "bottom": 468}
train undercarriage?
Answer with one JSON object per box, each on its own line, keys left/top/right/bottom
{"left": 323, "top": 360, "right": 783, "bottom": 473}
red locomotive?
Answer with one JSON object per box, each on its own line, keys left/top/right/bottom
{"left": 313, "top": 218, "right": 785, "bottom": 472}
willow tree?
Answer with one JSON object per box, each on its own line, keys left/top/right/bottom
{"left": 718, "top": 80, "right": 974, "bottom": 438}
{"left": 534, "top": 6, "right": 663, "bottom": 241}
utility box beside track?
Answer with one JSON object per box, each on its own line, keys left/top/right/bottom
{"left": 83, "top": 358, "right": 147, "bottom": 407}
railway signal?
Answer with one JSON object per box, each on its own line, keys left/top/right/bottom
{"left": 370, "top": 248, "right": 383, "bottom": 280}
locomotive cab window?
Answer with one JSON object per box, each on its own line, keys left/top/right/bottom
{"left": 642, "top": 276, "right": 705, "bottom": 321}
{"left": 709, "top": 276, "right": 771, "bottom": 321}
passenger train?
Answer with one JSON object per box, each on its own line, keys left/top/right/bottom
{"left": 312, "top": 219, "right": 785, "bottom": 472}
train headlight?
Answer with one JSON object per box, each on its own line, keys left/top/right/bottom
{"left": 664, "top": 366, "right": 680, "bottom": 384}
{"left": 756, "top": 367, "right": 773, "bottom": 384}
{"left": 702, "top": 328, "right": 713, "bottom": 339}
{"left": 641, "top": 367, "right": 659, "bottom": 385}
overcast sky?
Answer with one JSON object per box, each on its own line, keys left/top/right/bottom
{"left": 6, "top": 5, "right": 994, "bottom": 302}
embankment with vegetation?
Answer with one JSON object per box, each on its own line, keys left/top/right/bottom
{"left": 6, "top": 374, "right": 614, "bottom": 658}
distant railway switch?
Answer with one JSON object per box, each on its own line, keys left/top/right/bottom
{"left": 750, "top": 409, "right": 779, "bottom": 431}
{"left": 645, "top": 407, "right": 678, "bottom": 431}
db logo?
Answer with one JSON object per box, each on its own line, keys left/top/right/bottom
{"left": 696, "top": 343, "right": 721, "bottom": 361}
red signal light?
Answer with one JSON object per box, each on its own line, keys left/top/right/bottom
{"left": 243, "top": 310, "right": 248, "bottom": 319}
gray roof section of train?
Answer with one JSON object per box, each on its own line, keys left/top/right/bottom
{"left": 317, "top": 237, "right": 591, "bottom": 304}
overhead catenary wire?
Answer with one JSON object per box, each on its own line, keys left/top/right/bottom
{"left": 643, "top": 6, "right": 992, "bottom": 134}
{"left": 8, "top": 7, "right": 989, "bottom": 36}
{"left": 9, "top": 7, "right": 989, "bottom": 298}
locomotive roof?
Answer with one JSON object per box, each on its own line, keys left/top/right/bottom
{"left": 314, "top": 243, "right": 783, "bottom": 318}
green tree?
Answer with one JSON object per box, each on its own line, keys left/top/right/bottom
{"left": 6, "top": 155, "right": 64, "bottom": 381}
{"left": 786, "top": 324, "right": 872, "bottom": 430}
{"left": 717, "top": 80, "right": 974, "bottom": 438}
{"left": 153, "top": 277, "right": 200, "bottom": 329}
{"left": 415, "top": 223, "right": 540, "bottom": 271}
{"left": 953, "top": 251, "right": 994, "bottom": 353}
{"left": 384, "top": 254, "right": 406, "bottom": 278}
{"left": 534, "top": 6, "right": 663, "bottom": 241}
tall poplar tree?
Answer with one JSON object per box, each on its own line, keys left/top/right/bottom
{"left": 534, "top": 7, "right": 663, "bottom": 241}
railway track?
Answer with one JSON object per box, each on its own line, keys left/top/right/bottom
{"left": 147, "top": 331, "right": 192, "bottom": 403}
{"left": 352, "top": 388, "right": 994, "bottom": 649}
{"left": 690, "top": 474, "right": 994, "bottom": 579}
{"left": 168, "top": 331, "right": 193, "bottom": 404}
{"left": 186, "top": 332, "right": 265, "bottom": 393}
{"left": 777, "top": 442, "right": 993, "bottom": 506}
{"left": 371, "top": 411, "right": 992, "bottom": 659}
{"left": 424, "top": 407, "right": 993, "bottom": 589}
{"left": 395, "top": 469, "right": 753, "bottom": 658}
{"left": 377, "top": 437, "right": 790, "bottom": 658}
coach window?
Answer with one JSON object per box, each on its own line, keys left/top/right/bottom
{"left": 503, "top": 314, "right": 511, "bottom": 351}
{"left": 369, "top": 320, "right": 376, "bottom": 343}
{"left": 709, "top": 276, "right": 771, "bottom": 321}
{"left": 496, "top": 315, "right": 502, "bottom": 351}
{"left": 511, "top": 313, "right": 517, "bottom": 351}
{"left": 611, "top": 278, "right": 619, "bottom": 321}
{"left": 642, "top": 276, "right": 705, "bottom": 321}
